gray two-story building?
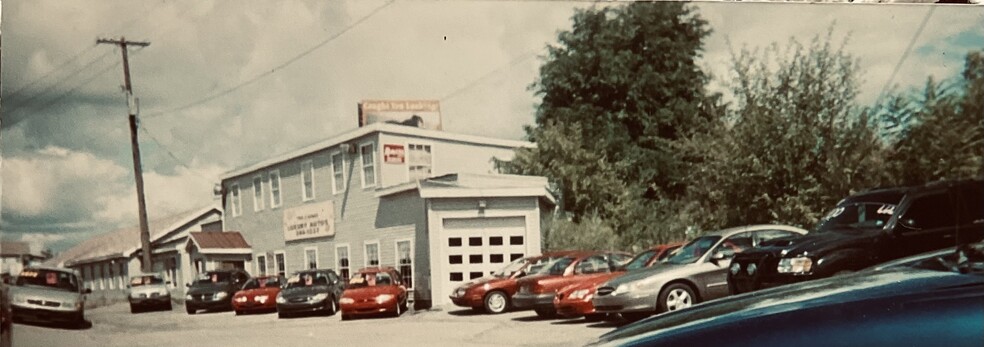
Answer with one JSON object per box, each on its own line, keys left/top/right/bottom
{"left": 219, "top": 122, "right": 553, "bottom": 307}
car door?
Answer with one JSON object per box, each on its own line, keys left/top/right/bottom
{"left": 326, "top": 271, "right": 344, "bottom": 301}
{"left": 696, "top": 232, "right": 752, "bottom": 300}
{"left": 892, "top": 190, "right": 957, "bottom": 257}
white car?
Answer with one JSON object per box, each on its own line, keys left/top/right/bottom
{"left": 127, "top": 273, "right": 172, "bottom": 313}
{"left": 9, "top": 266, "right": 90, "bottom": 328}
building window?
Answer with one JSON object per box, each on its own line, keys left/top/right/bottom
{"left": 304, "top": 248, "right": 318, "bottom": 270}
{"left": 396, "top": 240, "right": 413, "bottom": 288}
{"left": 448, "top": 238, "right": 462, "bottom": 247}
{"left": 336, "top": 245, "right": 350, "bottom": 282}
{"left": 106, "top": 264, "right": 115, "bottom": 290}
{"left": 468, "top": 237, "right": 482, "bottom": 246}
{"left": 450, "top": 273, "right": 463, "bottom": 282}
{"left": 230, "top": 183, "right": 242, "bottom": 217}
{"left": 256, "top": 255, "right": 267, "bottom": 276}
{"left": 449, "top": 255, "right": 463, "bottom": 264}
{"left": 365, "top": 242, "right": 379, "bottom": 267}
{"left": 408, "top": 143, "right": 432, "bottom": 180}
{"left": 274, "top": 252, "right": 286, "bottom": 278}
{"left": 510, "top": 236, "right": 524, "bottom": 245}
{"left": 269, "top": 170, "right": 282, "bottom": 208}
{"left": 301, "top": 160, "right": 315, "bottom": 201}
{"left": 253, "top": 175, "right": 264, "bottom": 211}
{"left": 331, "top": 152, "right": 345, "bottom": 194}
{"left": 360, "top": 143, "right": 376, "bottom": 188}
{"left": 469, "top": 255, "right": 483, "bottom": 264}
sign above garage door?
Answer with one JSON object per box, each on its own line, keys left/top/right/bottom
{"left": 283, "top": 201, "right": 335, "bottom": 241}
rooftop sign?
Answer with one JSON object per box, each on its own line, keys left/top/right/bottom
{"left": 358, "top": 100, "right": 442, "bottom": 131}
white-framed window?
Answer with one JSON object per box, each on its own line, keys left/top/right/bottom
{"left": 304, "top": 247, "right": 319, "bottom": 270}
{"left": 253, "top": 175, "right": 265, "bottom": 211}
{"left": 269, "top": 170, "right": 282, "bottom": 208}
{"left": 407, "top": 143, "right": 432, "bottom": 181}
{"left": 107, "top": 263, "right": 115, "bottom": 290}
{"left": 336, "top": 244, "right": 350, "bottom": 282}
{"left": 98, "top": 264, "right": 105, "bottom": 290}
{"left": 274, "top": 251, "right": 287, "bottom": 278}
{"left": 230, "top": 183, "right": 242, "bottom": 217}
{"left": 396, "top": 239, "right": 414, "bottom": 289}
{"left": 331, "top": 152, "right": 346, "bottom": 194}
{"left": 364, "top": 241, "right": 380, "bottom": 267}
{"left": 256, "top": 254, "right": 267, "bottom": 276}
{"left": 360, "top": 143, "right": 376, "bottom": 188}
{"left": 301, "top": 160, "right": 315, "bottom": 201}
{"left": 118, "top": 263, "right": 126, "bottom": 289}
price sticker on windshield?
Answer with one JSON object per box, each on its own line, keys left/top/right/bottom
{"left": 877, "top": 204, "right": 896, "bottom": 215}
{"left": 19, "top": 271, "right": 38, "bottom": 278}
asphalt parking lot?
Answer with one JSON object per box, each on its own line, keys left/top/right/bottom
{"left": 13, "top": 303, "right": 619, "bottom": 347}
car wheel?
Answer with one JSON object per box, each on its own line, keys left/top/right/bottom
{"left": 235, "top": 310, "right": 242, "bottom": 316}
{"left": 186, "top": 306, "right": 196, "bottom": 315}
{"left": 483, "top": 291, "right": 509, "bottom": 314}
{"left": 341, "top": 314, "right": 350, "bottom": 321}
{"left": 165, "top": 302, "right": 173, "bottom": 311}
{"left": 130, "top": 305, "right": 138, "bottom": 314}
{"left": 659, "top": 283, "right": 696, "bottom": 313}
{"left": 326, "top": 298, "right": 337, "bottom": 316}
{"left": 278, "top": 311, "right": 286, "bottom": 319}
{"left": 533, "top": 308, "right": 557, "bottom": 318}
{"left": 392, "top": 300, "right": 402, "bottom": 318}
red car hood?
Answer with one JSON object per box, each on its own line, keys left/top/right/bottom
{"left": 236, "top": 287, "right": 280, "bottom": 298}
{"left": 558, "top": 272, "right": 625, "bottom": 295}
{"left": 342, "top": 285, "right": 401, "bottom": 300}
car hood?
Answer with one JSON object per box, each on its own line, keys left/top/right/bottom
{"left": 459, "top": 276, "right": 511, "bottom": 290}
{"left": 592, "top": 267, "right": 984, "bottom": 345}
{"left": 187, "top": 283, "right": 232, "bottom": 295}
{"left": 9, "top": 285, "right": 81, "bottom": 303}
{"left": 129, "top": 285, "right": 170, "bottom": 295}
{"left": 560, "top": 273, "right": 623, "bottom": 294}
{"left": 343, "top": 286, "right": 400, "bottom": 299}
{"left": 600, "top": 264, "right": 692, "bottom": 288}
{"left": 738, "top": 229, "right": 878, "bottom": 259}
{"left": 237, "top": 287, "right": 280, "bottom": 297}
{"left": 280, "top": 285, "right": 330, "bottom": 298}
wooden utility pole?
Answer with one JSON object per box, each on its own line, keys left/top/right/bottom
{"left": 97, "top": 37, "right": 153, "bottom": 273}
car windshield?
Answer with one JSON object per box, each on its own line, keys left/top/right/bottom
{"left": 195, "top": 272, "right": 231, "bottom": 285}
{"left": 622, "top": 250, "right": 657, "bottom": 271}
{"left": 130, "top": 275, "right": 165, "bottom": 287}
{"left": 15, "top": 269, "right": 79, "bottom": 292}
{"left": 347, "top": 271, "right": 393, "bottom": 288}
{"left": 533, "top": 256, "right": 575, "bottom": 276}
{"left": 285, "top": 272, "right": 330, "bottom": 288}
{"left": 815, "top": 202, "right": 896, "bottom": 233}
{"left": 493, "top": 257, "right": 529, "bottom": 277}
{"left": 665, "top": 236, "right": 722, "bottom": 265}
{"left": 241, "top": 277, "right": 282, "bottom": 290}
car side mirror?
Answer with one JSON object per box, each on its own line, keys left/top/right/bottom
{"left": 186, "top": 283, "right": 191, "bottom": 288}
{"left": 901, "top": 218, "right": 920, "bottom": 230}
{"left": 710, "top": 250, "right": 733, "bottom": 265}
{"left": 84, "top": 288, "right": 93, "bottom": 294}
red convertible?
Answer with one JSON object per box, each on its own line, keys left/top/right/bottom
{"left": 232, "top": 275, "right": 284, "bottom": 315}
{"left": 554, "top": 243, "right": 682, "bottom": 320}
{"left": 339, "top": 267, "right": 408, "bottom": 320}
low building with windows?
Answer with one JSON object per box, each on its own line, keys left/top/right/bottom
{"left": 220, "top": 122, "right": 553, "bottom": 307}
{"left": 44, "top": 205, "right": 238, "bottom": 304}
{"left": 0, "top": 240, "right": 49, "bottom": 282}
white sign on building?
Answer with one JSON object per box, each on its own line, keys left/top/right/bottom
{"left": 283, "top": 201, "right": 335, "bottom": 241}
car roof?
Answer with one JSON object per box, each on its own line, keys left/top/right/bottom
{"left": 23, "top": 265, "right": 77, "bottom": 274}
{"left": 700, "top": 224, "right": 808, "bottom": 238}
{"left": 355, "top": 267, "right": 397, "bottom": 274}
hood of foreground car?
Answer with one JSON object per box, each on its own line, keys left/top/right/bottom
{"left": 187, "top": 282, "right": 233, "bottom": 295}
{"left": 129, "top": 285, "right": 170, "bottom": 296}
{"left": 342, "top": 286, "right": 400, "bottom": 299}
{"left": 738, "top": 229, "right": 878, "bottom": 260}
{"left": 591, "top": 267, "right": 984, "bottom": 346}
{"left": 9, "top": 285, "right": 82, "bottom": 304}
{"left": 279, "top": 285, "right": 331, "bottom": 298}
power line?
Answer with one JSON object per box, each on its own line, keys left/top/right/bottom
{"left": 6, "top": 60, "right": 121, "bottom": 117}
{"left": 142, "top": 0, "right": 395, "bottom": 119}
{"left": 441, "top": 47, "right": 541, "bottom": 102}
{"left": 138, "top": 125, "right": 216, "bottom": 185}
{"left": 874, "top": 6, "right": 935, "bottom": 106}
{"left": 4, "top": 51, "right": 115, "bottom": 112}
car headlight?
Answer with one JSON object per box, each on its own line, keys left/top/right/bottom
{"left": 311, "top": 293, "right": 329, "bottom": 302}
{"left": 276, "top": 294, "right": 286, "bottom": 304}
{"left": 454, "top": 287, "right": 466, "bottom": 297}
{"left": 339, "top": 297, "right": 354, "bottom": 304}
{"left": 185, "top": 294, "right": 193, "bottom": 301}
{"left": 569, "top": 289, "right": 590, "bottom": 300}
{"left": 747, "top": 263, "right": 758, "bottom": 275}
{"left": 375, "top": 294, "right": 394, "bottom": 304}
{"left": 255, "top": 295, "right": 269, "bottom": 304}
{"left": 234, "top": 296, "right": 248, "bottom": 303}
{"left": 730, "top": 262, "right": 741, "bottom": 275}
{"left": 215, "top": 292, "right": 228, "bottom": 299}
{"left": 777, "top": 257, "right": 813, "bottom": 274}
{"left": 612, "top": 284, "right": 630, "bottom": 296}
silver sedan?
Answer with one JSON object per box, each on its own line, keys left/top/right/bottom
{"left": 592, "top": 224, "right": 807, "bottom": 321}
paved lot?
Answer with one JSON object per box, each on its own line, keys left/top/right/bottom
{"left": 13, "top": 303, "right": 620, "bottom": 347}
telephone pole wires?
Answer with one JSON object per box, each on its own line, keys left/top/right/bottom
{"left": 97, "top": 37, "right": 154, "bottom": 273}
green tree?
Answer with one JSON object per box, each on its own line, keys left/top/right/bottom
{"left": 497, "top": 3, "right": 718, "bottom": 248}
{"left": 683, "top": 31, "right": 886, "bottom": 229}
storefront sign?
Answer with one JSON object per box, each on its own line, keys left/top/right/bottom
{"left": 283, "top": 201, "right": 335, "bottom": 241}
{"left": 358, "top": 100, "right": 443, "bottom": 130}
{"left": 383, "top": 144, "right": 405, "bottom": 164}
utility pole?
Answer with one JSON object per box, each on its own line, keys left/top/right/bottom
{"left": 97, "top": 37, "right": 153, "bottom": 273}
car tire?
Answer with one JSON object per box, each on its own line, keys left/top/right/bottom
{"left": 186, "top": 306, "right": 196, "bottom": 315}
{"left": 392, "top": 300, "right": 402, "bottom": 318}
{"left": 341, "top": 314, "right": 350, "bottom": 321}
{"left": 130, "top": 305, "right": 138, "bottom": 314}
{"left": 326, "top": 298, "right": 337, "bottom": 316}
{"left": 278, "top": 311, "right": 287, "bottom": 319}
{"left": 165, "top": 302, "right": 173, "bottom": 311}
{"left": 235, "top": 310, "right": 242, "bottom": 316}
{"left": 658, "top": 283, "right": 696, "bottom": 313}
{"left": 75, "top": 311, "right": 86, "bottom": 329}
{"left": 534, "top": 308, "right": 557, "bottom": 318}
{"left": 483, "top": 291, "right": 509, "bottom": 314}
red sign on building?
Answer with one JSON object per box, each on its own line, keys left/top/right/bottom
{"left": 384, "top": 144, "right": 405, "bottom": 164}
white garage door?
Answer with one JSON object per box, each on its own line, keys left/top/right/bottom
{"left": 442, "top": 216, "right": 527, "bottom": 297}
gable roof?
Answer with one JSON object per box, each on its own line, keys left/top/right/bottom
{"left": 47, "top": 205, "right": 221, "bottom": 267}
{"left": 0, "top": 241, "right": 34, "bottom": 257}
{"left": 187, "top": 232, "right": 251, "bottom": 254}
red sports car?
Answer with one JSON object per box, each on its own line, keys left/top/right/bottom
{"left": 554, "top": 243, "right": 682, "bottom": 320}
{"left": 449, "top": 251, "right": 585, "bottom": 314}
{"left": 512, "top": 251, "right": 633, "bottom": 318}
{"left": 339, "top": 267, "right": 408, "bottom": 320}
{"left": 232, "top": 275, "right": 284, "bottom": 315}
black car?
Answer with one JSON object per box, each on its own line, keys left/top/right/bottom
{"left": 729, "top": 179, "right": 984, "bottom": 294}
{"left": 185, "top": 269, "right": 250, "bottom": 314}
{"left": 588, "top": 244, "right": 984, "bottom": 347}
{"left": 276, "top": 269, "right": 344, "bottom": 319}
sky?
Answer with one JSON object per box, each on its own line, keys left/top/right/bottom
{"left": 1, "top": 1, "right": 982, "bottom": 254}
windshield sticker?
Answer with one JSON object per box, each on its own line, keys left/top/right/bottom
{"left": 287, "top": 276, "right": 300, "bottom": 284}
{"left": 877, "top": 204, "right": 896, "bottom": 215}
{"left": 19, "top": 271, "right": 38, "bottom": 278}
{"left": 45, "top": 272, "right": 58, "bottom": 285}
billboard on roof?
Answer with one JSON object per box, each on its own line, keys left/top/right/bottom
{"left": 358, "top": 100, "right": 442, "bottom": 131}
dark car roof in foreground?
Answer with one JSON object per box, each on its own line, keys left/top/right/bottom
{"left": 591, "top": 266, "right": 984, "bottom": 346}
